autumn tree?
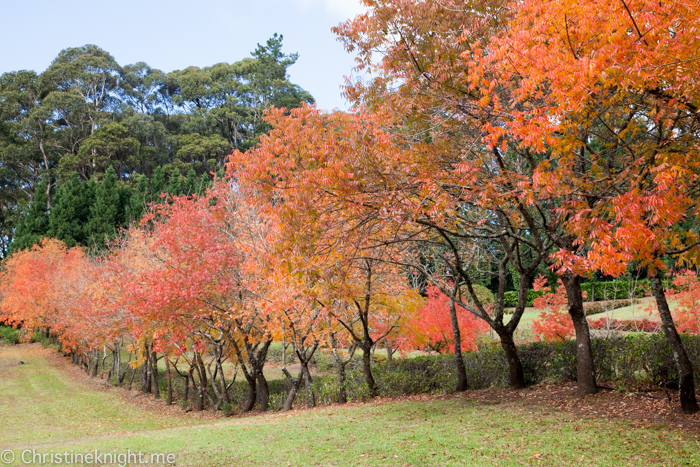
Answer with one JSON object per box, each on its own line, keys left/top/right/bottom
{"left": 487, "top": 0, "right": 700, "bottom": 412}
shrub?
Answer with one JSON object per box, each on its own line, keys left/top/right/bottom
{"left": 0, "top": 326, "right": 20, "bottom": 345}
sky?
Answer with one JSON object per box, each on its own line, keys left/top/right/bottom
{"left": 0, "top": 0, "right": 366, "bottom": 111}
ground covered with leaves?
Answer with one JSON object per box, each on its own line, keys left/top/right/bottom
{"left": 1, "top": 344, "right": 699, "bottom": 466}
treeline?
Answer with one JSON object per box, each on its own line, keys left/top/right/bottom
{"left": 0, "top": 34, "right": 313, "bottom": 254}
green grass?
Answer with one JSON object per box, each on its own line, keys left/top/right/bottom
{"left": 505, "top": 297, "right": 672, "bottom": 333}
{"left": 1, "top": 344, "right": 699, "bottom": 466}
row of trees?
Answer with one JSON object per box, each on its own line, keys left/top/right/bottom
{"left": 11, "top": 166, "right": 213, "bottom": 252}
{"left": 0, "top": 35, "right": 313, "bottom": 255}
{"left": 1, "top": 0, "right": 700, "bottom": 417}
{"left": 0, "top": 181, "right": 486, "bottom": 411}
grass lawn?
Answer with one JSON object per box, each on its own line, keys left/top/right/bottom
{"left": 1, "top": 344, "right": 699, "bottom": 466}
{"left": 600, "top": 296, "right": 673, "bottom": 322}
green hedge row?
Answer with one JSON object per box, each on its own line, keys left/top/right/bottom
{"left": 169, "top": 334, "right": 700, "bottom": 412}
{"left": 503, "top": 278, "right": 670, "bottom": 307}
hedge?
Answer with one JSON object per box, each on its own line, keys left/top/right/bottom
{"left": 165, "top": 334, "right": 700, "bottom": 412}
{"left": 504, "top": 278, "right": 671, "bottom": 307}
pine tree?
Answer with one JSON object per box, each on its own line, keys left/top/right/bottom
{"left": 128, "top": 174, "right": 149, "bottom": 222}
{"left": 167, "top": 168, "right": 182, "bottom": 196}
{"left": 48, "top": 172, "right": 94, "bottom": 247}
{"left": 198, "top": 172, "right": 211, "bottom": 196}
{"left": 184, "top": 169, "right": 197, "bottom": 195}
{"left": 10, "top": 178, "right": 51, "bottom": 253}
{"left": 88, "top": 166, "right": 120, "bottom": 248}
{"left": 215, "top": 166, "right": 225, "bottom": 181}
{"left": 149, "top": 166, "right": 166, "bottom": 203}
{"left": 117, "top": 185, "right": 132, "bottom": 226}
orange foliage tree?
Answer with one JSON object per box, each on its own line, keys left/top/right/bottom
{"left": 487, "top": 0, "right": 700, "bottom": 412}
{"left": 530, "top": 277, "right": 575, "bottom": 343}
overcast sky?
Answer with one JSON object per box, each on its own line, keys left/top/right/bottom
{"left": 0, "top": 0, "right": 366, "bottom": 110}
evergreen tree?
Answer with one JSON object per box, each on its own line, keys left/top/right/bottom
{"left": 88, "top": 166, "right": 120, "bottom": 248}
{"left": 128, "top": 174, "right": 149, "bottom": 222}
{"left": 167, "top": 168, "right": 182, "bottom": 196}
{"left": 198, "top": 172, "right": 211, "bottom": 196}
{"left": 117, "top": 185, "right": 132, "bottom": 226}
{"left": 149, "top": 166, "right": 166, "bottom": 203}
{"left": 48, "top": 172, "right": 94, "bottom": 247}
{"left": 10, "top": 178, "right": 50, "bottom": 253}
{"left": 184, "top": 168, "right": 197, "bottom": 195}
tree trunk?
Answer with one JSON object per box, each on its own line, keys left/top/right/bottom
{"left": 650, "top": 275, "right": 699, "bottom": 414}
{"left": 257, "top": 372, "right": 270, "bottom": 411}
{"left": 183, "top": 371, "right": 190, "bottom": 409}
{"left": 449, "top": 297, "right": 468, "bottom": 392}
{"left": 242, "top": 376, "right": 256, "bottom": 413}
{"left": 561, "top": 273, "right": 598, "bottom": 395}
{"left": 165, "top": 359, "right": 173, "bottom": 406}
{"left": 361, "top": 342, "right": 379, "bottom": 398}
{"left": 283, "top": 369, "right": 304, "bottom": 412}
{"left": 151, "top": 351, "right": 159, "bottom": 399}
{"left": 337, "top": 362, "right": 348, "bottom": 404}
{"left": 91, "top": 349, "right": 99, "bottom": 377}
{"left": 385, "top": 340, "right": 394, "bottom": 364}
{"left": 301, "top": 361, "right": 316, "bottom": 407}
{"left": 497, "top": 330, "right": 526, "bottom": 389}
{"left": 194, "top": 372, "right": 204, "bottom": 411}
{"left": 141, "top": 348, "right": 151, "bottom": 394}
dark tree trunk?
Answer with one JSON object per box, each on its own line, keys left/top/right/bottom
{"left": 449, "top": 297, "right": 468, "bottom": 392}
{"left": 650, "top": 275, "right": 699, "bottom": 414}
{"left": 91, "top": 349, "right": 99, "bottom": 377}
{"left": 301, "top": 361, "right": 316, "bottom": 407}
{"left": 256, "top": 372, "right": 270, "bottom": 411}
{"left": 561, "top": 273, "right": 598, "bottom": 395}
{"left": 183, "top": 371, "right": 190, "bottom": 409}
{"left": 141, "top": 347, "right": 151, "bottom": 394}
{"left": 361, "top": 341, "right": 379, "bottom": 398}
{"left": 337, "top": 363, "right": 348, "bottom": 404}
{"left": 151, "top": 351, "right": 159, "bottom": 399}
{"left": 165, "top": 359, "right": 173, "bottom": 406}
{"left": 128, "top": 363, "right": 137, "bottom": 390}
{"left": 283, "top": 369, "right": 304, "bottom": 412}
{"left": 194, "top": 372, "right": 204, "bottom": 412}
{"left": 242, "top": 376, "right": 257, "bottom": 413}
{"left": 330, "top": 340, "right": 355, "bottom": 405}
{"left": 497, "top": 329, "right": 526, "bottom": 389}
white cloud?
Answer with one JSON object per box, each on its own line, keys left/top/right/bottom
{"left": 292, "top": 0, "right": 366, "bottom": 19}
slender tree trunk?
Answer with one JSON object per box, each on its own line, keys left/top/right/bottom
{"left": 151, "top": 351, "right": 159, "bottom": 399}
{"left": 128, "top": 365, "right": 137, "bottom": 391}
{"left": 165, "top": 359, "right": 173, "bottom": 406}
{"left": 561, "top": 273, "right": 598, "bottom": 395}
{"left": 115, "top": 345, "right": 122, "bottom": 387}
{"left": 449, "top": 297, "right": 468, "bottom": 392}
{"left": 91, "top": 349, "right": 99, "bottom": 377}
{"left": 183, "top": 371, "right": 190, "bottom": 409}
{"left": 337, "top": 363, "right": 348, "bottom": 404}
{"left": 385, "top": 340, "right": 394, "bottom": 364}
{"left": 141, "top": 347, "right": 151, "bottom": 394}
{"left": 283, "top": 369, "right": 304, "bottom": 412}
{"left": 650, "top": 275, "right": 699, "bottom": 414}
{"left": 194, "top": 372, "right": 204, "bottom": 411}
{"left": 301, "top": 361, "right": 316, "bottom": 407}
